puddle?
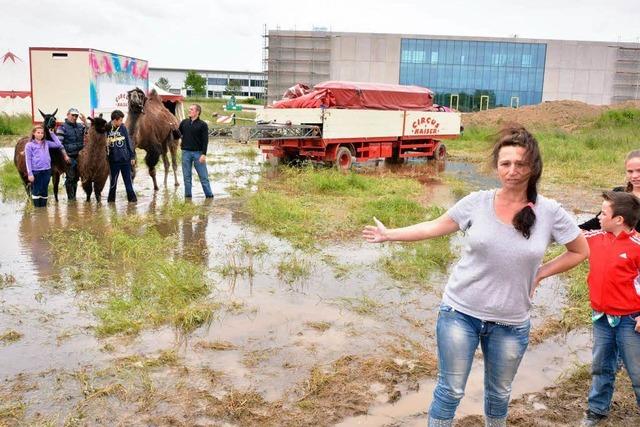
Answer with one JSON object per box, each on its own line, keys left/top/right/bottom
{"left": 0, "top": 141, "right": 586, "bottom": 424}
{"left": 338, "top": 329, "right": 591, "bottom": 426}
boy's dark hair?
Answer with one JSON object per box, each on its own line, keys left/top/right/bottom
{"left": 602, "top": 190, "right": 640, "bottom": 228}
{"left": 111, "top": 110, "right": 125, "bottom": 121}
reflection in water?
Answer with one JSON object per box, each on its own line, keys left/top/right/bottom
{"left": 179, "top": 209, "right": 209, "bottom": 266}
{"left": 18, "top": 205, "right": 65, "bottom": 280}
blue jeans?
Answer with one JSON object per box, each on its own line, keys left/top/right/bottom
{"left": 108, "top": 162, "right": 137, "bottom": 202}
{"left": 588, "top": 313, "right": 640, "bottom": 415}
{"left": 429, "top": 304, "right": 530, "bottom": 421}
{"left": 31, "top": 169, "right": 52, "bottom": 207}
{"left": 181, "top": 150, "right": 212, "bottom": 197}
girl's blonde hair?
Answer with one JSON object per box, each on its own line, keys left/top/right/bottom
{"left": 30, "top": 125, "right": 45, "bottom": 141}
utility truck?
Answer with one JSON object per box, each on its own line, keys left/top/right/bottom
{"left": 253, "top": 81, "right": 461, "bottom": 169}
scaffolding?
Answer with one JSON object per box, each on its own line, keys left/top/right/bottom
{"left": 265, "top": 29, "right": 331, "bottom": 104}
{"left": 612, "top": 47, "right": 640, "bottom": 102}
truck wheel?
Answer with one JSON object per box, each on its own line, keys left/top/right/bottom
{"left": 433, "top": 143, "right": 446, "bottom": 161}
{"left": 335, "top": 146, "right": 353, "bottom": 170}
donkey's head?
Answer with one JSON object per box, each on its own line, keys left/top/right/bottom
{"left": 127, "top": 88, "right": 147, "bottom": 114}
{"left": 38, "top": 108, "right": 58, "bottom": 130}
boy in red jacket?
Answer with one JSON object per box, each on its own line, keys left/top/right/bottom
{"left": 582, "top": 191, "right": 640, "bottom": 426}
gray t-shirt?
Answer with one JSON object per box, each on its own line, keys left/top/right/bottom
{"left": 442, "top": 189, "right": 580, "bottom": 324}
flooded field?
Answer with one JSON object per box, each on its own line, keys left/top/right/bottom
{"left": 0, "top": 140, "right": 613, "bottom": 426}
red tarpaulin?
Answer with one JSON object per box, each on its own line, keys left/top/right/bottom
{"left": 271, "top": 81, "right": 434, "bottom": 110}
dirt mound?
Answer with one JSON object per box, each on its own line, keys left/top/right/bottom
{"left": 462, "top": 100, "right": 606, "bottom": 131}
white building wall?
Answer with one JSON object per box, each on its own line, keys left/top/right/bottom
{"left": 330, "top": 34, "right": 400, "bottom": 83}
{"left": 542, "top": 40, "right": 618, "bottom": 105}
{"left": 149, "top": 68, "right": 266, "bottom": 98}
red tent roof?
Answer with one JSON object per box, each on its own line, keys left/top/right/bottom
{"left": 0, "top": 90, "right": 30, "bottom": 99}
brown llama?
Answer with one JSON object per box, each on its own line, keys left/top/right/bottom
{"left": 126, "top": 88, "right": 180, "bottom": 191}
{"left": 77, "top": 115, "right": 110, "bottom": 202}
{"left": 14, "top": 109, "right": 69, "bottom": 201}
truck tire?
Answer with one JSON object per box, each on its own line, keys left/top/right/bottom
{"left": 335, "top": 146, "right": 353, "bottom": 170}
{"left": 433, "top": 143, "right": 446, "bottom": 161}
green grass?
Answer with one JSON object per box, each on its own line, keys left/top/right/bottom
{"left": 380, "top": 206, "right": 455, "bottom": 287}
{"left": 184, "top": 98, "right": 257, "bottom": 128}
{"left": 245, "top": 167, "right": 425, "bottom": 249}
{"left": 96, "top": 260, "right": 217, "bottom": 336}
{"left": 277, "top": 254, "right": 312, "bottom": 284}
{"left": 46, "top": 207, "right": 219, "bottom": 337}
{"left": 450, "top": 107, "right": 640, "bottom": 189}
{"left": 333, "top": 294, "right": 383, "bottom": 316}
{"left": 0, "top": 160, "right": 26, "bottom": 201}
{"left": 543, "top": 244, "right": 591, "bottom": 329}
{"left": 0, "top": 113, "right": 31, "bottom": 136}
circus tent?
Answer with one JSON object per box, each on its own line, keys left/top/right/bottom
{"left": 151, "top": 83, "right": 185, "bottom": 121}
{"left": 0, "top": 51, "right": 31, "bottom": 115}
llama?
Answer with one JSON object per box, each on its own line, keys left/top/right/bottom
{"left": 77, "top": 115, "right": 110, "bottom": 202}
{"left": 126, "top": 88, "right": 180, "bottom": 191}
{"left": 14, "top": 109, "right": 68, "bottom": 201}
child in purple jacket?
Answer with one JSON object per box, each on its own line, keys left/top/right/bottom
{"left": 25, "top": 125, "right": 68, "bottom": 207}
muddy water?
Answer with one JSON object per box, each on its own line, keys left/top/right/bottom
{"left": 0, "top": 142, "right": 585, "bottom": 423}
{"left": 338, "top": 329, "right": 591, "bottom": 426}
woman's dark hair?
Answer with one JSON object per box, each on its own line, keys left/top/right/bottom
{"left": 624, "top": 150, "right": 640, "bottom": 192}
{"left": 491, "top": 125, "right": 542, "bottom": 239}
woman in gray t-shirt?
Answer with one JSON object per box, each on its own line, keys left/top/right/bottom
{"left": 363, "top": 125, "right": 588, "bottom": 427}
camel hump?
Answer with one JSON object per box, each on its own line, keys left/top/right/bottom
{"left": 148, "top": 89, "right": 162, "bottom": 103}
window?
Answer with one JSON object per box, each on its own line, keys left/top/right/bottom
{"left": 208, "top": 77, "right": 227, "bottom": 86}
{"left": 399, "top": 38, "right": 546, "bottom": 111}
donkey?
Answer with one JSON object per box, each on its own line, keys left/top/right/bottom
{"left": 77, "top": 115, "right": 110, "bottom": 202}
{"left": 126, "top": 88, "right": 180, "bottom": 190}
{"left": 14, "top": 109, "right": 69, "bottom": 201}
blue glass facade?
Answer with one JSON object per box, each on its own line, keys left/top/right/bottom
{"left": 399, "top": 39, "right": 547, "bottom": 111}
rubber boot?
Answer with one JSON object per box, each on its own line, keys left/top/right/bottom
{"left": 485, "top": 416, "right": 507, "bottom": 427}
{"left": 428, "top": 416, "right": 453, "bottom": 427}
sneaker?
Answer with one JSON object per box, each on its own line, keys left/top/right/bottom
{"left": 581, "top": 410, "right": 606, "bottom": 426}
{"left": 205, "top": 195, "right": 214, "bottom": 199}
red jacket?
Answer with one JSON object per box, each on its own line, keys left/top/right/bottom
{"left": 584, "top": 229, "right": 640, "bottom": 315}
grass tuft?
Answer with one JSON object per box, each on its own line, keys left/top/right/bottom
{"left": 0, "top": 330, "right": 23, "bottom": 344}
{"left": 0, "top": 113, "right": 31, "bottom": 135}
{"left": 245, "top": 167, "right": 424, "bottom": 249}
{"left": 0, "top": 160, "right": 25, "bottom": 201}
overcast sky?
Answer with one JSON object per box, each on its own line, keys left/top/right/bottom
{"left": 2, "top": 0, "right": 639, "bottom": 74}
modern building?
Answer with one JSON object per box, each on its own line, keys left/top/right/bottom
{"left": 266, "top": 30, "right": 640, "bottom": 110}
{"left": 149, "top": 67, "right": 266, "bottom": 99}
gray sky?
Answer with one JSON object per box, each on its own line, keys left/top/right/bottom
{"left": 2, "top": 0, "right": 639, "bottom": 73}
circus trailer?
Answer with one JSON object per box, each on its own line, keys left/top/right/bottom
{"left": 253, "top": 81, "right": 461, "bottom": 169}
{"left": 29, "top": 47, "right": 149, "bottom": 123}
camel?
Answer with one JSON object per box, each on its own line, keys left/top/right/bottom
{"left": 78, "top": 115, "right": 110, "bottom": 202}
{"left": 126, "top": 88, "right": 181, "bottom": 191}
{"left": 14, "top": 109, "right": 69, "bottom": 201}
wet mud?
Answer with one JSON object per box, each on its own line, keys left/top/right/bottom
{"left": 0, "top": 141, "right": 600, "bottom": 425}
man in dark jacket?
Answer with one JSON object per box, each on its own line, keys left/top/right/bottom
{"left": 106, "top": 110, "right": 137, "bottom": 203}
{"left": 179, "top": 104, "right": 213, "bottom": 198}
{"left": 56, "top": 107, "right": 86, "bottom": 200}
